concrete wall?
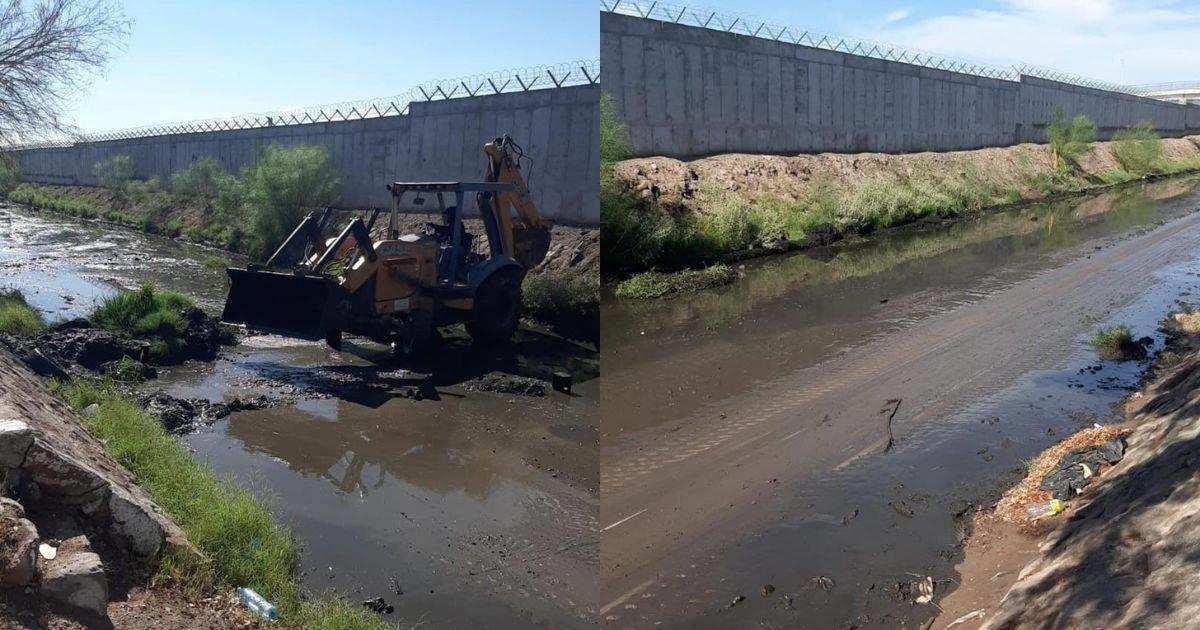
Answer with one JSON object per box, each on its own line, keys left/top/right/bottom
{"left": 603, "top": 12, "right": 1200, "bottom": 158}
{"left": 15, "top": 84, "right": 600, "bottom": 224}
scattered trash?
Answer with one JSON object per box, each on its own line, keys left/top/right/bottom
{"left": 728, "top": 594, "right": 745, "bottom": 608}
{"left": 760, "top": 584, "right": 775, "bottom": 597}
{"left": 812, "top": 575, "right": 835, "bottom": 591}
{"left": 1025, "top": 499, "right": 1067, "bottom": 518}
{"left": 910, "top": 575, "right": 935, "bottom": 605}
{"left": 1039, "top": 439, "right": 1125, "bottom": 500}
{"left": 361, "top": 597, "right": 394, "bottom": 614}
{"left": 840, "top": 508, "right": 859, "bottom": 526}
{"left": 37, "top": 543, "right": 56, "bottom": 560}
{"left": 945, "top": 609, "right": 987, "bottom": 628}
{"left": 236, "top": 586, "right": 278, "bottom": 621}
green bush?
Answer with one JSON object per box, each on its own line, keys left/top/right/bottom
{"left": 1046, "top": 110, "right": 1097, "bottom": 168}
{"left": 523, "top": 270, "right": 599, "bottom": 319}
{"left": 1112, "top": 122, "right": 1164, "bottom": 176}
{"left": 1088, "top": 324, "right": 1138, "bottom": 361}
{"left": 0, "top": 289, "right": 44, "bottom": 337}
{"left": 171, "top": 157, "right": 231, "bottom": 203}
{"left": 0, "top": 154, "right": 20, "bottom": 195}
{"left": 94, "top": 155, "right": 135, "bottom": 192}
{"left": 126, "top": 176, "right": 163, "bottom": 205}
{"left": 238, "top": 144, "right": 339, "bottom": 258}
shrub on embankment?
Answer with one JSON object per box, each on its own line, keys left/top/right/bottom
{"left": 604, "top": 112, "right": 1200, "bottom": 282}
{"left": 57, "top": 380, "right": 395, "bottom": 629}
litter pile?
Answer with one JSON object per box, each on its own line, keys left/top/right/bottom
{"left": 994, "top": 425, "right": 1127, "bottom": 523}
{"left": 981, "top": 347, "right": 1200, "bottom": 628}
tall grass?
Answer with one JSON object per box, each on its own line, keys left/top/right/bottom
{"left": 91, "top": 283, "right": 194, "bottom": 361}
{"left": 56, "top": 381, "right": 394, "bottom": 629}
{"left": 0, "top": 289, "right": 44, "bottom": 337}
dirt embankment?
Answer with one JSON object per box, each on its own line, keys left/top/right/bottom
{"left": 938, "top": 319, "right": 1200, "bottom": 629}
{"left": 613, "top": 136, "right": 1200, "bottom": 213}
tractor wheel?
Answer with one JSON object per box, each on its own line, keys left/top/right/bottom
{"left": 467, "top": 269, "right": 522, "bottom": 344}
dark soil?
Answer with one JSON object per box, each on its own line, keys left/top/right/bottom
{"left": 0, "top": 309, "right": 235, "bottom": 380}
{"left": 136, "top": 391, "right": 276, "bottom": 433}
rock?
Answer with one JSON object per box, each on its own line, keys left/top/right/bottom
{"left": 83, "top": 404, "right": 100, "bottom": 417}
{"left": 41, "top": 546, "right": 107, "bottom": 618}
{"left": 107, "top": 485, "right": 170, "bottom": 558}
{"left": 0, "top": 418, "right": 33, "bottom": 469}
{"left": 21, "top": 439, "right": 108, "bottom": 503}
{"left": 0, "top": 498, "right": 38, "bottom": 587}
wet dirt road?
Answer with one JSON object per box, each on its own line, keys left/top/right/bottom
{"left": 600, "top": 177, "right": 1200, "bottom": 628}
{"left": 0, "top": 205, "right": 599, "bottom": 629}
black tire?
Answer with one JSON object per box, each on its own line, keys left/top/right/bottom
{"left": 466, "top": 269, "right": 523, "bottom": 344}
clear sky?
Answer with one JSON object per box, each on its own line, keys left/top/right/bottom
{"left": 65, "top": 0, "right": 598, "bottom": 133}
{"left": 655, "top": 0, "right": 1200, "bottom": 87}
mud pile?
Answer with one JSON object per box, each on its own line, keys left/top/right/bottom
{"left": 980, "top": 342, "right": 1200, "bottom": 628}
{"left": 0, "top": 308, "right": 234, "bottom": 379}
{"left": 137, "top": 391, "right": 274, "bottom": 433}
{"left": 613, "top": 136, "right": 1200, "bottom": 213}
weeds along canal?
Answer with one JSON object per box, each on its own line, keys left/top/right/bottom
{"left": 0, "top": 204, "right": 600, "bottom": 629}
{"left": 599, "top": 175, "right": 1200, "bottom": 628}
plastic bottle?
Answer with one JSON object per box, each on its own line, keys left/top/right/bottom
{"left": 1025, "top": 499, "right": 1066, "bottom": 518}
{"left": 237, "top": 587, "right": 278, "bottom": 621}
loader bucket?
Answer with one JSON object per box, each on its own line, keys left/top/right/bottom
{"left": 222, "top": 268, "right": 343, "bottom": 339}
{"left": 512, "top": 225, "right": 552, "bottom": 269}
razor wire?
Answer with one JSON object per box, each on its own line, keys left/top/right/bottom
{"left": 9, "top": 59, "right": 600, "bottom": 150}
{"left": 602, "top": 1, "right": 1150, "bottom": 95}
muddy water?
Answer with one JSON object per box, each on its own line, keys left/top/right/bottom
{"left": 600, "top": 176, "right": 1200, "bottom": 628}
{"left": 0, "top": 205, "right": 599, "bottom": 629}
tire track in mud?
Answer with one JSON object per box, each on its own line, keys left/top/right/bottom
{"left": 601, "top": 210, "right": 1200, "bottom": 600}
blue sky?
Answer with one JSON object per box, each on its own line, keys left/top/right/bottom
{"left": 685, "top": 0, "right": 1200, "bottom": 86}
{"left": 66, "top": 0, "right": 598, "bottom": 133}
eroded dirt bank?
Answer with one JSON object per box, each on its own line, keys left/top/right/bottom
{"left": 613, "top": 135, "right": 1200, "bottom": 213}
{"left": 938, "top": 323, "right": 1200, "bottom": 629}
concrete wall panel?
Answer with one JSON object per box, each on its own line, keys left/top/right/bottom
{"left": 15, "top": 85, "right": 599, "bottom": 224}
{"left": 602, "top": 12, "right": 1198, "bottom": 158}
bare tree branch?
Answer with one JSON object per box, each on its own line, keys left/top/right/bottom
{"left": 0, "top": 0, "right": 129, "bottom": 143}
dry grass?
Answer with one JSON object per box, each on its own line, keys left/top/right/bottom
{"left": 1174, "top": 311, "right": 1200, "bottom": 334}
{"left": 995, "top": 425, "right": 1128, "bottom": 523}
